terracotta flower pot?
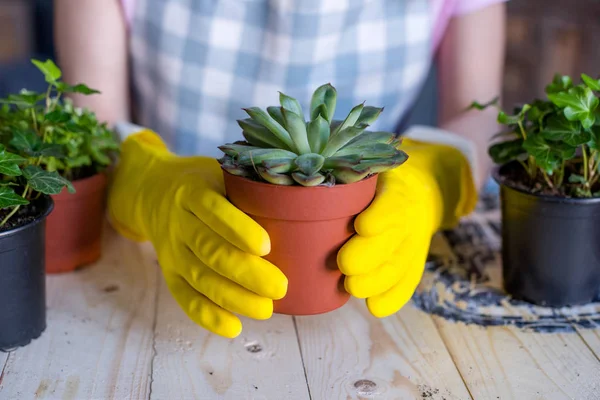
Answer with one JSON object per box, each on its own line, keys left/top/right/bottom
{"left": 45, "top": 172, "right": 108, "bottom": 274}
{"left": 223, "top": 171, "right": 378, "bottom": 315}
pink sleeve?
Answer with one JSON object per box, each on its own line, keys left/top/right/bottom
{"left": 431, "top": 0, "right": 508, "bottom": 51}
{"left": 119, "top": 0, "right": 135, "bottom": 26}
{"left": 453, "top": 0, "right": 508, "bottom": 15}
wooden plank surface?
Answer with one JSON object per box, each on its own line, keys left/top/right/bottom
{"left": 150, "top": 278, "right": 310, "bottom": 400}
{"left": 294, "top": 297, "right": 473, "bottom": 400}
{"left": 575, "top": 328, "right": 600, "bottom": 362}
{"left": 0, "top": 226, "right": 159, "bottom": 400}
{"left": 434, "top": 317, "right": 600, "bottom": 400}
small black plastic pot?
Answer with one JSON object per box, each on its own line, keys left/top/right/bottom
{"left": 0, "top": 196, "right": 53, "bottom": 351}
{"left": 493, "top": 163, "right": 600, "bottom": 307}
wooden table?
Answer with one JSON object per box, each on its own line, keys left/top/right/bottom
{"left": 1, "top": 215, "right": 600, "bottom": 400}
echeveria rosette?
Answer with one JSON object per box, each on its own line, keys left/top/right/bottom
{"left": 217, "top": 83, "right": 408, "bottom": 187}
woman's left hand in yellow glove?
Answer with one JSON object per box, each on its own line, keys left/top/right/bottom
{"left": 337, "top": 135, "right": 478, "bottom": 317}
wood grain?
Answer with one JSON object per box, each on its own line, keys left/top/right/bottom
{"left": 294, "top": 297, "right": 473, "bottom": 400}
{"left": 150, "top": 278, "right": 310, "bottom": 400}
{"left": 0, "top": 226, "right": 159, "bottom": 400}
{"left": 434, "top": 317, "right": 600, "bottom": 400}
{"left": 575, "top": 328, "right": 600, "bottom": 362}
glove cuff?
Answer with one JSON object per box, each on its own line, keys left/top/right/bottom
{"left": 397, "top": 127, "right": 478, "bottom": 231}
{"left": 107, "top": 128, "right": 172, "bottom": 241}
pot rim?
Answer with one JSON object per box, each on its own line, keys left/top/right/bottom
{"left": 0, "top": 195, "right": 54, "bottom": 239}
{"left": 492, "top": 163, "right": 600, "bottom": 205}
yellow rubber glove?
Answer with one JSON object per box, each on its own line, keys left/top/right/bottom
{"left": 107, "top": 129, "right": 287, "bottom": 338}
{"left": 337, "top": 136, "right": 478, "bottom": 317}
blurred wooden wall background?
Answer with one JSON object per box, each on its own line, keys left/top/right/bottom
{"left": 503, "top": 0, "right": 600, "bottom": 108}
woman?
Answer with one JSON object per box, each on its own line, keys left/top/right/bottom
{"left": 54, "top": 0, "right": 506, "bottom": 338}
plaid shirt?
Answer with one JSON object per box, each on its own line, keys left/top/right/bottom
{"left": 129, "top": 0, "right": 435, "bottom": 157}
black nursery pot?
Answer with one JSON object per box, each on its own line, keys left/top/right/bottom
{"left": 0, "top": 196, "right": 53, "bottom": 351}
{"left": 493, "top": 164, "right": 600, "bottom": 307}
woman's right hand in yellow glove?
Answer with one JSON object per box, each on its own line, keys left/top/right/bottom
{"left": 107, "top": 129, "right": 288, "bottom": 338}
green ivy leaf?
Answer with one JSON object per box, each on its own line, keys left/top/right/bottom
{"left": 568, "top": 174, "right": 587, "bottom": 184}
{"left": 545, "top": 74, "right": 573, "bottom": 94}
{"left": 22, "top": 165, "right": 75, "bottom": 195}
{"left": 488, "top": 139, "right": 525, "bottom": 164}
{"left": 55, "top": 82, "right": 101, "bottom": 95}
{"left": 547, "top": 86, "right": 599, "bottom": 129}
{"left": 0, "top": 148, "right": 26, "bottom": 176}
{"left": 0, "top": 91, "right": 45, "bottom": 107}
{"left": 9, "top": 129, "right": 41, "bottom": 154}
{"left": 30, "top": 143, "right": 66, "bottom": 158}
{"left": 523, "top": 134, "right": 576, "bottom": 174}
{"left": 581, "top": 73, "right": 600, "bottom": 91}
{"left": 541, "top": 114, "right": 590, "bottom": 146}
{"left": 0, "top": 186, "right": 29, "bottom": 209}
{"left": 589, "top": 125, "right": 600, "bottom": 151}
{"left": 44, "top": 110, "right": 71, "bottom": 123}
{"left": 31, "top": 58, "right": 62, "bottom": 83}
{"left": 497, "top": 104, "right": 531, "bottom": 125}
{"left": 466, "top": 97, "right": 499, "bottom": 111}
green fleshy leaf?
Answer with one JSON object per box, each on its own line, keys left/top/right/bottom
{"left": 336, "top": 142, "right": 398, "bottom": 159}
{"left": 307, "top": 115, "right": 330, "bottom": 153}
{"left": 0, "top": 186, "right": 29, "bottom": 209}
{"left": 321, "top": 126, "right": 366, "bottom": 157}
{"left": 331, "top": 102, "right": 364, "bottom": 136}
{"left": 261, "top": 158, "right": 295, "bottom": 173}
{"left": 267, "top": 106, "right": 286, "bottom": 128}
{"left": 341, "top": 131, "right": 396, "bottom": 149}
{"left": 332, "top": 166, "right": 371, "bottom": 184}
{"left": 238, "top": 118, "right": 288, "bottom": 149}
{"left": 237, "top": 148, "right": 298, "bottom": 166}
{"left": 281, "top": 108, "right": 311, "bottom": 154}
{"left": 219, "top": 144, "right": 263, "bottom": 158}
{"left": 243, "top": 107, "right": 296, "bottom": 152}
{"left": 322, "top": 155, "right": 362, "bottom": 169}
{"left": 22, "top": 165, "right": 75, "bottom": 194}
{"left": 279, "top": 92, "right": 304, "bottom": 117}
{"left": 355, "top": 106, "right": 384, "bottom": 127}
{"left": 291, "top": 172, "right": 325, "bottom": 186}
{"left": 294, "top": 153, "right": 325, "bottom": 175}
{"left": 257, "top": 167, "right": 294, "bottom": 185}
{"left": 310, "top": 83, "right": 337, "bottom": 122}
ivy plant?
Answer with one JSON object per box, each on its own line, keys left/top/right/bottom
{"left": 471, "top": 73, "right": 600, "bottom": 198}
{"left": 0, "top": 59, "right": 119, "bottom": 228}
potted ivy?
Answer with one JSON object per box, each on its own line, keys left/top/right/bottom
{"left": 0, "top": 59, "right": 119, "bottom": 274}
{"left": 217, "top": 83, "right": 408, "bottom": 315}
{"left": 473, "top": 73, "right": 600, "bottom": 307}
{"left": 0, "top": 118, "right": 73, "bottom": 350}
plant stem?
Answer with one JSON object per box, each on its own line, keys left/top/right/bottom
{"left": 583, "top": 145, "right": 589, "bottom": 183}
{"left": 30, "top": 108, "right": 38, "bottom": 133}
{"left": 517, "top": 121, "right": 527, "bottom": 140}
{"left": 542, "top": 170, "right": 556, "bottom": 192}
{"left": 0, "top": 184, "right": 30, "bottom": 227}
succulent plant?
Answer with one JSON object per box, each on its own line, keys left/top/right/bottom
{"left": 218, "top": 83, "right": 408, "bottom": 186}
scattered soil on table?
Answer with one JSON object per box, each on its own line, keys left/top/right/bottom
{"left": 0, "top": 196, "right": 47, "bottom": 233}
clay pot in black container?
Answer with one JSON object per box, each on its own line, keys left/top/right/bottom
{"left": 0, "top": 196, "right": 53, "bottom": 352}
{"left": 493, "top": 162, "right": 600, "bottom": 307}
